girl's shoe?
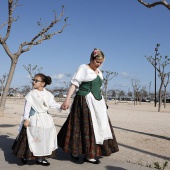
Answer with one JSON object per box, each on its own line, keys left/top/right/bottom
{"left": 71, "top": 154, "right": 79, "bottom": 161}
{"left": 21, "top": 158, "right": 27, "bottom": 164}
{"left": 36, "top": 159, "right": 50, "bottom": 166}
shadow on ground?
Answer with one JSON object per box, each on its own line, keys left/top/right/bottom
{"left": 0, "top": 135, "right": 47, "bottom": 166}
{"left": 105, "top": 166, "right": 127, "bottom": 170}
{"left": 55, "top": 147, "right": 84, "bottom": 164}
{"left": 0, "top": 135, "right": 21, "bottom": 165}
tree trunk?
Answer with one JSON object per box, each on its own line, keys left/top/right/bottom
{"left": 104, "top": 84, "right": 108, "bottom": 102}
{"left": 0, "top": 83, "right": 4, "bottom": 99}
{"left": 0, "top": 60, "right": 17, "bottom": 116}
{"left": 164, "top": 88, "right": 167, "bottom": 108}
{"left": 133, "top": 91, "right": 135, "bottom": 106}
{"left": 158, "top": 81, "right": 163, "bottom": 112}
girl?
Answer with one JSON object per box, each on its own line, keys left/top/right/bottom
{"left": 12, "top": 73, "right": 61, "bottom": 166}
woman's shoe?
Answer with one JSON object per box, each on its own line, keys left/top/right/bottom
{"left": 84, "top": 158, "right": 101, "bottom": 164}
{"left": 71, "top": 154, "right": 79, "bottom": 161}
{"left": 21, "top": 158, "right": 27, "bottom": 164}
{"left": 36, "top": 159, "right": 50, "bottom": 166}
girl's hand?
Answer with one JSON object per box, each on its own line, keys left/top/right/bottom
{"left": 24, "top": 119, "right": 30, "bottom": 128}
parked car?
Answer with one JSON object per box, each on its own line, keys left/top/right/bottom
{"left": 162, "top": 98, "right": 170, "bottom": 103}
{"left": 142, "top": 98, "right": 150, "bottom": 102}
{"left": 7, "top": 93, "right": 14, "bottom": 97}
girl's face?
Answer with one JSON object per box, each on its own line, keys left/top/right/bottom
{"left": 32, "top": 76, "right": 45, "bottom": 90}
{"left": 91, "top": 58, "right": 105, "bottom": 69}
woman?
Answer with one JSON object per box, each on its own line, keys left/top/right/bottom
{"left": 57, "top": 48, "right": 119, "bottom": 164}
{"left": 12, "top": 73, "right": 61, "bottom": 166}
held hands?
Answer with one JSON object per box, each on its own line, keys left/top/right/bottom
{"left": 23, "top": 119, "right": 30, "bottom": 128}
{"left": 61, "top": 100, "right": 70, "bottom": 110}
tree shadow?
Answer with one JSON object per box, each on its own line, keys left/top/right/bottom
{"left": 113, "top": 126, "right": 170, "bottom": 141}
{"left": 113, "top": 126, "right": 170, "bottom": 161}
{"left": 0, "top": 124, "right": 17, "bottom": 128}
{"left": 118, "top": 143, "right": 170, "bottom": 161}
{"left": 105, "top": 166, "right": 127, "bottom": 170}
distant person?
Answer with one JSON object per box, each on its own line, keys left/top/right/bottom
{"left": 12, "top": 73, "right": 61, "bottom": 166}
{"left": 57, "top": 48, "right": 119, "bottom": 164}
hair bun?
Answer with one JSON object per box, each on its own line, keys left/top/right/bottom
{"left": 46, "top": 76, "right": 52, "bottom": 85}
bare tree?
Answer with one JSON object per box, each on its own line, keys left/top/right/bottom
{"left": 131, "top": 79, "right": 141, "bottom": 105}
{"left": 20, "top": 85, "right": 31, "bottom": 96}
{"left": 0, "top": 1, "right": 68, "bottom": 116}
{"left": 107, "top": 89, "right": 116, "bottom": 99}
{"left": 8, "top": 87, "right": 20, "bottom": 99}
{"left": 23, "top": 64, "right": 43, "bottom": 79}
{"left": 63, "top": 73, "right": 72, "bottom": 91}
{"left": 127, "top": 89, "right": 133, "bottom": 99}
{"left": 138, "top": 0, "right": 170, "bottom": 10}
{"left": 145, "top": 47, "right": 170, "bottom": 112}
{"left": 52, "top": 87, "right": 66, "bottom": 102}
{"left": 140, "top": 85, "right": 147, "bottom": 101}
{"left": 101, "top": 70, "right": 118, "bottom": 102}
{"left": 118, "top": 90, "right": 126, "bottom": 100}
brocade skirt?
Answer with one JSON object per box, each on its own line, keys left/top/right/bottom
{"left": 12, "top": 125, "right": 56, "bottom": 159}
{"left": 57, "top": 95, "right": 119, "bottom": 158}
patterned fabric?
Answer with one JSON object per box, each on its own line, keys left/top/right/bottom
{"left": 12, "top": 125, "right": 56, "bottom": 159}
{"left": 57, "top": 95, "right": 119, "bottom": 158}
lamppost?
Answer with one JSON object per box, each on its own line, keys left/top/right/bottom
{"left": 149, "top": 81, "right": 151, "bottom": 101}
{"left": 154, "top": 44, "right": 159, "bottom": 107}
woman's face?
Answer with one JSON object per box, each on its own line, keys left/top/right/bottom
{"left": 91, "top": 58, "right": 105, "bottom": 69}
{"left": 32, "top": 76, "right": 45, "bottom": 90}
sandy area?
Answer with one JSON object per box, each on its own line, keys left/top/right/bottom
{"left": 0, "top": 98, "right": 170, "bottom": 169}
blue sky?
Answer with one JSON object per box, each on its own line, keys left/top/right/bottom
{"left": 1, "top": 0, "right": 170, "bottom": 93}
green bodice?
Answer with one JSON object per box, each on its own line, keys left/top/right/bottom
{"left": 76, "top": 75, "right": 102, "bottom": 100}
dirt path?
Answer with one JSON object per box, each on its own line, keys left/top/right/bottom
{"left": 1, "top": 98, "right": 169, "bottom": 169}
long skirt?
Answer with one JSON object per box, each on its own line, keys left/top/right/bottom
{"left": 12, "top": 125, "right": 56, "bottom": 160}
{"left": 57, "top": 95, "right": 119, "bottom": 159}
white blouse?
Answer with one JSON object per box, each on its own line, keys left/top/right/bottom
{"left": 23, "top": 89, "right": 61, "bottom": 120}
{"left": 71, "top": 64, "right": 103, "bottom": 87}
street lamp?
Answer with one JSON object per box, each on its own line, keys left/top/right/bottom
{"left": 154, "top": 44, "right": 159, "bottom": 107}
{"left": 149, "top": 81, "right": 151, "bottom": 101}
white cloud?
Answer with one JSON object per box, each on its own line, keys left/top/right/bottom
{"left": 120, "top": 72, "right": 133, "bottom": 79}
{"left": 52, "top": 74, "right": 65, "bottom": 80}
{"left": 55, "top": 82, "right": 61, "bottom": 87}
{"left": 114, "top": 82, "right": 129, "bottom": 88}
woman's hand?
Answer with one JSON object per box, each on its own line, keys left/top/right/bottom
{"left": 23, "top": 119, "right": 30, "bottom": 128}
{"left": 61, "top": 100, "right": 70, "bottom": 110}
{"left": 61, "top": 84, "right": 77, "bottom": 110}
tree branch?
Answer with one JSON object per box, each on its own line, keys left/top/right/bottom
{"left": 18, "top": 6, "right": 68, "bottom": 54}
{"left": 138, "top": 0, "right": 170, "bottom": 10}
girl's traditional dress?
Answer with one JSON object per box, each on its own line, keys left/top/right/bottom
{"left": 12, "top": 88, "right": 61, "bottom": 159}
{"left": 57, "top": 64, "right": 119, "bottom": 159}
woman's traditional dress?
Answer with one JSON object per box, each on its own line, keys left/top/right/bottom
{"left": 12, "top": 88, "right": 61, "bottom": 159}
{"left": 57, "top": 64, "right": 119, "bottom": 158}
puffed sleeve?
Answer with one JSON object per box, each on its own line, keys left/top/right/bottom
{"left": 71, "top": 64, "right": 88, "bottom": 87}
